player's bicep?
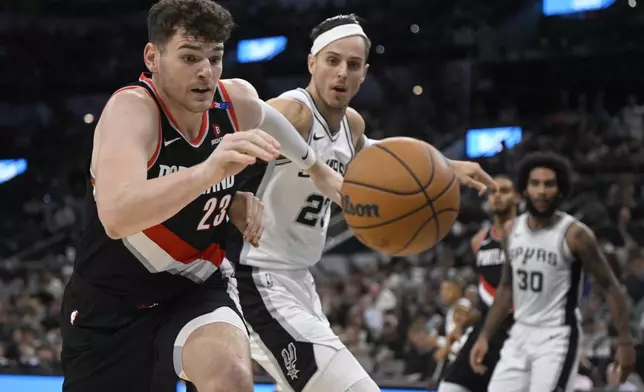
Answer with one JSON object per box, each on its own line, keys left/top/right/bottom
{"left": 568, "top": 223, "right": 619, "bottom": 290}
{"left": 346, "top": 107, "right": 366, "bottom": 151}
{"left": 266, "top": 98, "right": 312, "bottom": 137}
{"left": 94, "top": 90, "right": 159, "bottom": 213}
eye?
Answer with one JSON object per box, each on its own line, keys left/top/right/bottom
{"left": 182, "top": 55, "right": 197, "bottom": 63}
{"left": 327, "top": 57, "right": 338, "bottom": 65}
{"left": 209, "top": 56, "right": 222, "bottom": 65}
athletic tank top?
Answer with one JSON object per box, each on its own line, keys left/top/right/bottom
{"left": 475, "top": 226, "right": 506, "bottom": 309}
{"left": 227, "top": 88, "right": 355, "bottom": 269}
{"left": 73, "top": 73, "right": 240, "bottom": 306}
{"left": 509, "top": 211, "right": 583, "bottom": 327}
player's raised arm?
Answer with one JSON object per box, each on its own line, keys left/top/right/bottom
{"left": 566, "top": 223, "right": 636, "bottom": 381}
{"left": 224, "top": 78, "right": 344, "bottom": 205}
{"left": 94, "top": 90, "right": 209, "bottom": 238}
{"left": 94, "top": 89, "right": 279, "bottom": 239}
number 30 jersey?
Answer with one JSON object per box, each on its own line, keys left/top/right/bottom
{"left": 508, "top": 211, "right": 584, "bottom": 327}
{"left": 239, "top": 88, "right": 355, "bottom": 269}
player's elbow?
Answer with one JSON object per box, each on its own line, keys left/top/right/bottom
{"left": 96, "top": 200, "right": 127, "bottom": 239}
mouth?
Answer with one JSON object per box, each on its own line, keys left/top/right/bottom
{"left": 332, "top": 86, "right": 348, "bottom": 94}
{"left": 191, "top": 87, "right": 212, "bottom": 94}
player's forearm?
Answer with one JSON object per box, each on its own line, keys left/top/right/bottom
{"left": 97, "top": 163, "right": 214, "bottom": 239}
{"left": 605, "top": 285, "right": 633, "bottom": 343}
{"left": 256, "top": 100, "right": 316, "bottom": 169}
{"left": 480, "top": 286, "right": 512, "bottom": 340}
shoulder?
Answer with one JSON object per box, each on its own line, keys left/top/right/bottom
{"left": 565, "top": 220, "right": 596, "bottom": 253}
{"left": 98, "top": 86, "right": 159, "bottom": 141}
{"left": 346, "top": 106, "right": 365, "bottom": 139}
{"left": 219, "top": 78, "right": 259, "bottom": 100}
{"left": 107, "top": 86, "right": 158, "bottom": 115}
{"left": 266, "top": 96, "right": 313, "bottom": 136}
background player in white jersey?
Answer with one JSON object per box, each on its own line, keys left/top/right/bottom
{"left": 469, "top": 152, "right": 636, "bottom": 392}
{"left": 229, "top": 13, "right": 499, "bottom": 392}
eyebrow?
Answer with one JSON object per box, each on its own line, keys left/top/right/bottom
{"left": 178, "top": 43, "right": 224, "bottom": 52}
{"left": 326, "top": 51, "right": 364, "bottom": 61}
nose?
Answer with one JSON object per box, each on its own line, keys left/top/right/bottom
{"left": 336, "top": 61, "right": 348, "bottom": 79}
{"left": 197, "top": 60, "right": 213, "bottom": 80}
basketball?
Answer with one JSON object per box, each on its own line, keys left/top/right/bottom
{"left": 341, "top": 137, "right": 460, "bottom": 255}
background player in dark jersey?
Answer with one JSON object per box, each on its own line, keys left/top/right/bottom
{"left": 60, "top": 1, "right": 346, "bottom": 392}
{"left": 437, "top": 175, "right": 519, "bottom": 392}
{"left": 471, "top": 153, "right": 636, "bottom": 391}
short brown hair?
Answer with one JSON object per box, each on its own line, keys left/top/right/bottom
{"left": 148, "top": 0, "right": 234, "bottom": 46}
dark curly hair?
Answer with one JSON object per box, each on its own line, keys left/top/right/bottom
{"left": 148, "top": 0, "right": 234, "bottom": 47}
{"left": 310, "top": 14, "right": 371, "bottom": 55}
{"left": 516, "top": 152, "right": 573, "bottom": 200}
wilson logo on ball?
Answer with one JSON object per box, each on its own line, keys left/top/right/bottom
{"left": 341, "top": 195, "right": 381, "bottom": 218}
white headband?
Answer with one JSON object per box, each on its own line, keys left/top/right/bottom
{"left": 310, "top": 24, "right": 367, "bottom": 56}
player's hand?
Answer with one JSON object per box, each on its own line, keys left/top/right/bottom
{"left": 469, "top": 336, "right": 489, "bottom": 375}
{"left": 613, "top": 342, "right": 636, "bottom": 383}
{"left": 448, "top": 160, "right": 497, "bottom": 196}
{"left": 307, "top": 160, "right": 342, "bottom": 205}
{"left": 229, "top": 191, "right": 264, "bottom": 247}
{"left": 205, "top": 130, "right": 280, "bottom": 182}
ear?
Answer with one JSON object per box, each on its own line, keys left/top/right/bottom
{"left": 144, "top": 43, "right": 160, "bottom": 73}
{"left": 307, "top": 54, "right": 315, "bottom": 75}
{"left": 360, "top": 63, "right": 369, "bottom": 83}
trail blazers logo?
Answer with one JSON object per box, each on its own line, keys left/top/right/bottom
{"left": 281, "top": 342, "right": 299, "bottom": 380}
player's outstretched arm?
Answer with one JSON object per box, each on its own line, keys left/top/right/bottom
{"left": 223, "top": 79, "right": 344, "bottom": 204}
{"left": 567, "top": 223, "right": 636, "bottom": 380}
{"left": 94, "top": 89, "right": 278, "bottom": 239}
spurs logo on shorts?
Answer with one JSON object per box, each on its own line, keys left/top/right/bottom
{"left": 281, "top": 342, "right": 299, "bottom": 380}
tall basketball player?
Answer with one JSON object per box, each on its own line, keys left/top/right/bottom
{"left": 470, "top": 153, "right": 636, "bottom": 392}
{"left": 228, "top": 14, "right": 498, "bottom": 392}
{"left": 438, "top": 176, "right": 519, "bottom": 392}
{"left": 59, "top": 1, "right": 344, "bottom": 391}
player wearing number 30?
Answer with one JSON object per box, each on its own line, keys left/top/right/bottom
{"left": 470, "top": 152, "right": 636, "bottom": 392}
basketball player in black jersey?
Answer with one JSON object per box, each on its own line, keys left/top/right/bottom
{"left": 437, "top": 176, "right": 519, "bottom": 392}
{"left": 59, "top": 1, "right": 346, "bottom": 392}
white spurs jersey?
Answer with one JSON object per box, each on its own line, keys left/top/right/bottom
{"left": 508, "top": 211, "right": 584, "bottom": 327}
{"left": 242, "top": 88, "right": 356, "bottom": 269}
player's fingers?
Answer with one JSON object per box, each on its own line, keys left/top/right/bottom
{"left": 252, "top": 223, "right": 264, "bottom": 247}
{"left": 225, "top": 150, "right": 256, "bottom": 166}
{"left": 248, "top": 197, "right": 264, "bottom": 238}
{"left": 241, "top": 130, "right": 280, "bottom": 157}
{"left": 462, "top": 176, "right": 488, "bottom": 196}
{"left": 475, "top": 166, "right": 497, "bottom": 193}
{"left": 248, "top": 128, "right": 281, "bottom": 150}
{"left": 231, "top": 140, "right": 275, "bottom": 162}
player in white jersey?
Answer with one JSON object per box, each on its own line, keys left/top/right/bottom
{"left": 228, "top": 14, "right": 499, "bottom": 392}
{"left": 469, "top": 152, "right": 636, "bottom": 392}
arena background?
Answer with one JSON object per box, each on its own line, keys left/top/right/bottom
{"left": 2, "top": 0, "right": 644, "bottom": 391}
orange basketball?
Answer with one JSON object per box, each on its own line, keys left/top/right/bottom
{"left": 341, "top": 137, "right": 460, "bottom": 255}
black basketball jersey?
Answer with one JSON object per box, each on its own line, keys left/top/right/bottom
{"left": 73, "top": 73, "right": 241, "bottom": 307}
{"left": 475, "top": 226, "right": 505, "bottom": 310}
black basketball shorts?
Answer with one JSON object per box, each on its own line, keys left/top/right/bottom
{"left": 60, "top": 272, "right": 245, "bottom": 392}
{"left": 440, "top": 317, "right": 511, "bottom": 392}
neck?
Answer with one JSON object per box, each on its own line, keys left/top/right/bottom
{"left": 306, "top": 84, "right": 346, "bottom": 133}
{"left": 151, "top": 74, "right": 204, "bottom": 139}
{"left": 527, "top": 214, "right": 557, "bottom": 230}
{"left": 493, "top": 211, "right": 514, "bottom": 229}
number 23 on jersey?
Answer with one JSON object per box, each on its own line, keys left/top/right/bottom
{"left": 197, "top": 194, "right": 232, "bottom": 231}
